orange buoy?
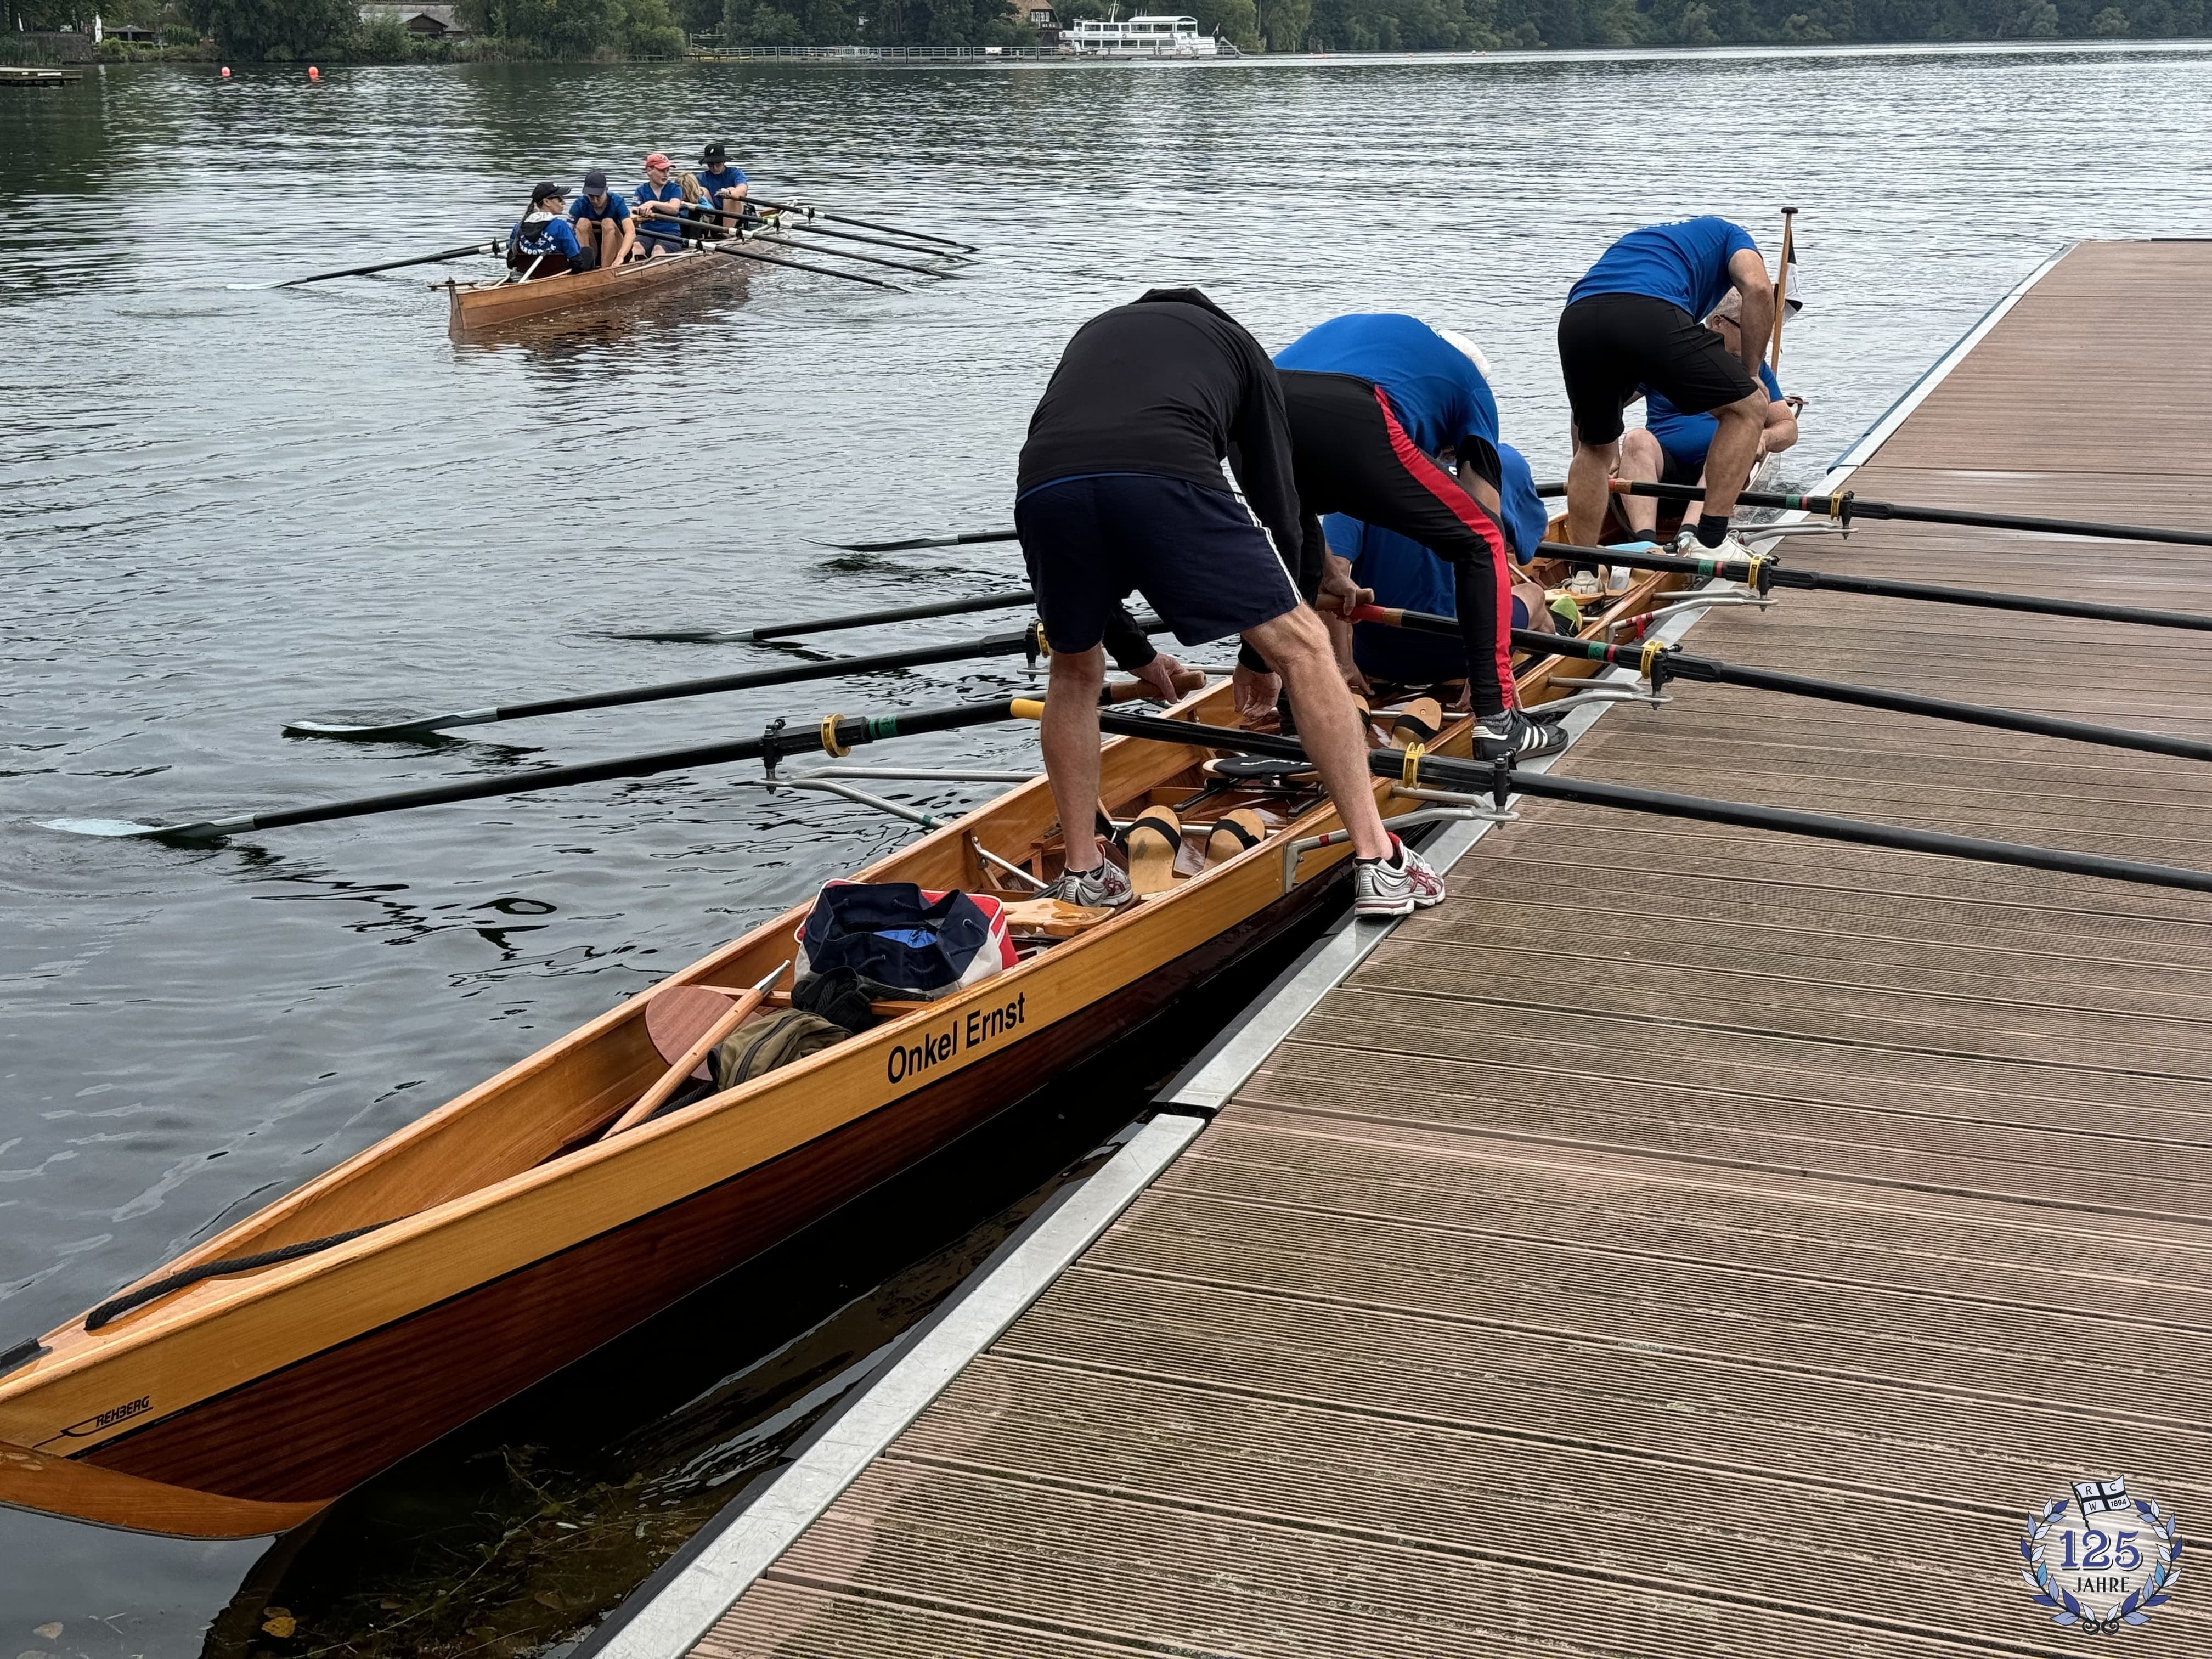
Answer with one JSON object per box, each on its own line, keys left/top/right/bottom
{"left": 307, "top": 66, "right": 319, "bottom": 80}
{"left": 219, "top": 65, "right": 230, "bottom": 77}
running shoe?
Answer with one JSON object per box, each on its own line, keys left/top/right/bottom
{"left": 1672, "top": 526, "right": 1755, "bottom": 563}
{"left": 1563, "top": 570, "right": 1604, "bottom": 600}
{"left": 1047, "top": 859, "right": 1135, "bottom": 909}
{"left": 1352, "top": 835, "right": 1447, "bottom": 918}
{"left": 1476, "top": 708, "right": 1571, "bottom": 761}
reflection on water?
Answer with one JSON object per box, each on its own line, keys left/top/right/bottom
{"left": 4, "top": 39, "right": 2212, "bottom": 1655}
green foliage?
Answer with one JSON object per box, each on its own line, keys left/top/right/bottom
{"left": 184, "top": 0, "right": 356, "bottom": 58}
{"left": 2089, "top": 2, "right": 2127, "bottom": 22}
{"left": 1189, "top": 0, "right": 1260, "bottom": 46}
{"left": 353, "top": 8, "right": 413, "bottom": 54}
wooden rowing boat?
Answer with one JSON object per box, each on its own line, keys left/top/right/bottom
{"left": 0, "top": 541, "right": 1695, "bottom": 1538}
{"left": 444, "top": 218, "right": 786, "bottom": 341}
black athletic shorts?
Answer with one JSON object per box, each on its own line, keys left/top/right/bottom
{"left": 1558, "top": 292, "right": 1759, "bottom": 445}
{"left": 1659, "top": 445, "right": 1703, "bottom": 488}
{"left": 1014, "top": 472, "right": 1300, "bottom": 652}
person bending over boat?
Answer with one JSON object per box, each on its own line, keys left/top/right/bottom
{"left": 632, "top": 153, "right": 692, "bottom": 258}
{"left": 1321, "top": 442, "right": 1558, "bottom": 692}
{"left": 697, "top": 144, "right": 749, "bottom": 225}
{"left": 1559, "top": 216, "right": 1775, "bottom": 559}
{"left": 1616, "top": 286, "right": 1804, "bottom": 540}
{"left": 1017, "top": 287, "right": 1446, "bottom": 919}
{"left": 507, "top": 182, "right": 596, "bottom": 278}
{"left": 569, "top": 170, "right": 636, "bottom": 268}
{"left": 1273, "top": 313, "right": 1563, "bottom": 762}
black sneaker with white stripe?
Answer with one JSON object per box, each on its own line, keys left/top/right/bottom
{"left": 1476, "top": 708, "right": 1570, "bottom": 761}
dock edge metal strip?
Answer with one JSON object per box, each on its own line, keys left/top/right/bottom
{"left": 577, "top": 1110, "right": 1207, "bottom": 1659}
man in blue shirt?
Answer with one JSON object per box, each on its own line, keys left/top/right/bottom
{"left": 1558, "top": 217, "right": 1776, "bottom": 558}
{"left": 507, "top": 182, "right": 596, "bottom": 278}
{"left": 1275, "top": 313, "right": 1562, "bottom": 761}
{"left": 568, "top": 169, "right": 636, "bottom": 267}
{"left": 632, "top": 152, "right": 691, "bottom": 258}
{"left": 1618, "top": 286, "right": 1803, "bottom": 539}
{"left": 697, "top": 143, "right": 748, "bottom": 225}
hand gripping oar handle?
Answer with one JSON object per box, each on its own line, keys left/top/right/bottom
{"left": 1068, "top": 709, "right": 2212, "bottom": 898}
{"left": 1357, "top": 605, "right": 2212, "bottom": 767}
{"left": 73, "top": 696, "right": 1039, "bottom": 843}
{"left": 1578, "top": 479, "right": 2212, "bottom": 550}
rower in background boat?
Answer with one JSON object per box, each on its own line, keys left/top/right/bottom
{"left": 569, "top": 168, "right": 637, "bottom": 269}
{"left": 1616, "top": 281, "right": 1805, "bottom": 542}
{"left": 633, "top": 151, "right": 692, "bottom": 259}
{"left": 1558, "top": 216, "right": 1776, "bottom": 559}
{"left": 1321, "top": 440, "right": 1560, "bottom": 696}
{"left": 1015, "top": 286, "right": 1446, "bottom": 919}
{"left": 506, "top": 181, "right": 597, "bottom": 279}
{"left": 1273, "top": 313, "right": 1565, "bottom": 761}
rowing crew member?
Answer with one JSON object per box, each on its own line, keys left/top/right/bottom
{"left": 697, "top": 144, "right": 748, "bottom": 221}
{"left": 1274, "top": 313, "right": 1565, "bottom": 761}
{"left": 569, "top": 169, "right": 636, "bottom": 268}
{"left": 1559, "top": 216, "right": 1775, "bottom": 560}
{"left": 1617, "top": 284, "right": 1804, "bottom": 541}
{"left": 633, "top": 152, "right": 691, "bottom": 258}
{"left": 1016, "top": 287, "right": 1444, "bottom": 919}
{"left": 507, "top": 182, "right": 596, "bottom": 279}
{"left": 1322, "top": 442, "right": 1558, "bottom": 691}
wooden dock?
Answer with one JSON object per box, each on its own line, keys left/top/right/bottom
{"left": 587, "top": 238, "right": 2212, "bottom": 1657}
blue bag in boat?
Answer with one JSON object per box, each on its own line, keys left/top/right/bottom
{"left": 794, "top": 881, "right": 1014, "bottom": 999}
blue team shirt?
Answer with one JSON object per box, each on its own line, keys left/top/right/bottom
{"left": 1645, "top": 363, "right": 1784, "bottom": 466}
{"left": 1567, "top": 216, "right": 1760, "bottom": 319}
{"left": 634, "top": 179, "right": 688, "bottom": 244}
{"left": 1322, "top": 441, "right": 1548, "bottom": 684}
{"left": 697, "top": 165, "right": 747, "bottom": 196}
{"left": 510, "top": 215, "right": 583, "bottom": 260}
{"left": 1274, "top": 313, "right": 1499, "bottom": 460}
{"left": 569, "top": 192, "right": 631, "bottom": 225}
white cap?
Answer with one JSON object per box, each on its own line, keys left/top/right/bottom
{"left": 1436, "top": 326, "right": 1492, "bottom": 383}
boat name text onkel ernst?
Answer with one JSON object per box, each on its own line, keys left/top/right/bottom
{"left": 886, "top": 991, "right": 1028, "bottom": 1085}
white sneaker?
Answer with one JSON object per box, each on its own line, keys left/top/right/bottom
{"left": 1047, "top": 859, "right": 1135, "bottom": 909}
{"left": 1672, "top": 527, "right": 1754, "bottom": 563}
{"left": 1352, "top": 836, "right": 1446, "bottom": 918}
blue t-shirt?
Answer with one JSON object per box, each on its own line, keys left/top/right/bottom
{"left": 1567, "top": 216, "right": 1759, "bottom": 319}
{"left": 569, "top": 192, "right": 631, "bottom": 225}
{"left": 510, "top": 215, "right": 583, "bottom": 260}
{"left": 697, "top": 165, "right": 747, "bottom": 197}
{"left": 1645, "top": 363, "right": 1784, "bottom": 467}
{"left": 1322, "top": 440, "right": 1547, "bottom": 684}
{"left": 1274, "top": 313, "right": 1499, "bottom": 461}
{"left": 634, "top": 179, "right": 688, "bottom": 244}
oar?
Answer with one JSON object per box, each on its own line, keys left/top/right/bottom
{"left": 706, "top": 239, "right": 905, "bottom": 291}
{"left": 592, "top": 588, "right": 1035, "bottom": 645}
{"left": 255, "top": 241, "right": 505, "bottom": 291}
{"left": 771, "top": 235, "right": 958, "bottom": 279}
{"left": 1534, "top": 538, "right": 2212, "bottom": 635}
{"left": 1360, "top": 603, "right": 2212, "bottom": 767}
{"left": 1534, "top": 478, "right": 2212, "bottom": 550}
{"left": 1069, "top": 708, "right": 2212, "bottom": 899}
{"left": 684, "top": 202, "right": 967, "bottom": 261}
{"left": 749, "top": 195, "right": 978, "bottom": 253}
{"left": 603, "top": 961, "right": 787, "bottom": 1137}
{"left": 283, "top": 614, "right": 1162, "bottom": 740}
{"left": 1768, "top": 205, "right": 1797, "bottom": 372}
{"left": 47, "top": 695, "right": 1045, "bottom": 844}
{"left": 825, "top": 528, "right": 1020, "bottom": 554}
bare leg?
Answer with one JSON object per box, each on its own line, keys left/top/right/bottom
{"left": 1616, "top": 428, "right": 1672, "bottom": 537}
{"left": 1243, "top": 607, "right": 1391, "bottom": 860}
{"left": 1564, "top": 429, "right": 1618, "bottom": 549}
{"left": 1699, "top": 391, "right": 1769, "bottom": 520}
{"left": 1042, "top": 646, "right": 1109, "bottom": 873}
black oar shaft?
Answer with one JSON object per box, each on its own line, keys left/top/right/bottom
{"left": 747, "top": 589, "right": 1035, "bottom": 641}
{"left": 275, "top": 240, "right": 500, "bottom": 288}
{"left": 837, "top": 529, "right": 1020, "bottom": 553}
{"left": 709, "top": 241, "right": 902, "bottom": 290}
{"left": 777, "top": 236, "right": 953, "bottom": 278}
{"left": 1084, "top": 710, "right": 2212, "bottom": 897}
{"left": 685, "top": 204, "right": 959, "bottom": 258}
{"left": 1370, "top": 606, "right": 2212, "bottom": 766}
{"left": 169, "top": 698, "right": 1031, "bottom": 842}
{"left": 750, "top": 195, "right": 977, "bottom": 251}
{"left": 1592, "top": 479, "right": 2212, "bottom": 550}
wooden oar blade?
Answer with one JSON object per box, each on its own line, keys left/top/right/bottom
{"left": 645, "top": 985, "right": 737, "bottom": 1080}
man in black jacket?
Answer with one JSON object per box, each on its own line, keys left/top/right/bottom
{"left": 1015, "top": 289, "right": 1445, "bottom": 920}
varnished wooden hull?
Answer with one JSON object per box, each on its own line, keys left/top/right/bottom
{"left": 446, "top": 244, "right": 741, "bottom": 340}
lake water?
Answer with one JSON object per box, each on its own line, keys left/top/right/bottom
{"left": 4, "top": 38, "right": 2211, "bottom": 1656}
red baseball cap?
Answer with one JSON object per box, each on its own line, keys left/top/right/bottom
{"left": 645, "top": 152, "right": 673, "bottom": 171}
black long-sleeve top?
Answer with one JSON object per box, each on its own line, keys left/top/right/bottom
{"left": 1018, "top": 289, "right": 1306, "bottom": 578}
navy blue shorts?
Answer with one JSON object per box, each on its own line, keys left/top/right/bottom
{"left": 1014, "top": 472, "right": 1300, "bottom": 652}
